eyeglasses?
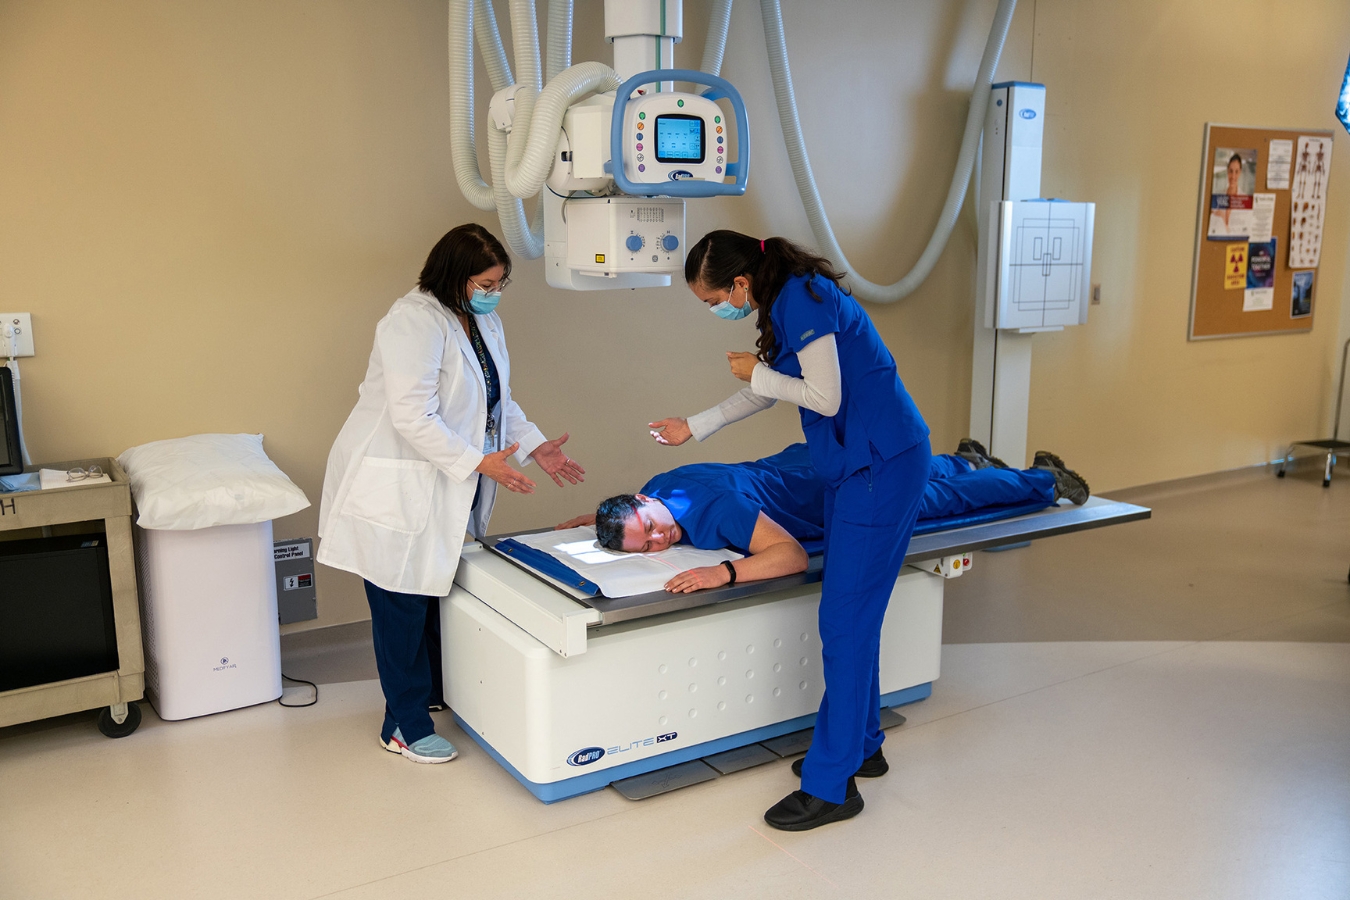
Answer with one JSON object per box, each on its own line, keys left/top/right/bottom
{"left": 470, "top": 276, "right": 511, "bottom": 293}
{"left": 66, "top": 465, "right": 104, "bottom": 482}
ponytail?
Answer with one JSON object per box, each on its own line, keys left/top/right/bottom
{"left": 684, "top": 230, "right": 846, "bottom": 363}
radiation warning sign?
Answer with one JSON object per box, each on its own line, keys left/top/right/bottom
{"left": 1224, "top": 244, "right": 1248, "bottom": 290}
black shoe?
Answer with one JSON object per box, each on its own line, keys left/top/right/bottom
{"left": 1033, "top": 451, "right": 1090, "bottom": 505}
{"left": 792, "top": 748, "right": 889, "bottom": 779}
{"left": 764, "top": 777, "right": 864, "bottom": 832}
{"left": 957, "top": 438, "right": 1009, "bottom": 470}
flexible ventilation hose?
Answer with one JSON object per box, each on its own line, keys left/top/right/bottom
{"left": 503, "top": 61, "right": 620, "bottom": 199}
{"left": 488, "top": 124, "right": 543, "bottom": 257}
{"left": 489, "top": 61, "right": 620, "bottom": 257}
{"left": 701, "top": 0, "right": 734, "bottom": 76}
{"left": 449, "top": 0, "right": 615, "bottom": 257}
{"left": 761, "top": 0, "right": 1018, "bottom": 303}
{"left": 546, "top": 0, "right": 573, "bottom": 81}
{"left": 476, "top": 0, "right": 513, "bottom": 91}
{"left": 448, "top": 0, "right": 495, "bottom": 211}
{"left": 503, "top": 0, "right": 543, "bottom": 187}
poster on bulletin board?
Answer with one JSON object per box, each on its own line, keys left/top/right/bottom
{"left": 1188, "top": 123, "right": 1333, "bottom": 340}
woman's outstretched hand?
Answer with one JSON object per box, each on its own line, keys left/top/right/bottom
{"left": 476, "top": 442, "right": 536, "bottom": 494}
{"left": 554, "top": 513, "right": 597, "bottom": 530}
{"left": 529, "top": 433, "right": 586, "bottom": 486}
{"left": 649, "top": 417, "right": 692, "bottom": 446}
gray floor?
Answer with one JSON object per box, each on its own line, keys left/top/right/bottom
{"left": 281, "top": 460, "right": 1350, "bottom": 686}
{"left": 282, "top": 617, "right": 379, "bottom": 685}
{"left": 5, "top": 461, "right": 1349, "bottom": 900}
{"left": 946, "top": 460, "right": 1350, "bottom": 644}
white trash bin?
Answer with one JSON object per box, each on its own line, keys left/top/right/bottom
{"left": 119, "top": 434, "right": 310, "bottom": 720}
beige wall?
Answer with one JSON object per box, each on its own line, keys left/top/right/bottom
{"left": 1029, "top": 0, "right": 1350, "bottom": 485}
{"left": 1, "top": 0, "right": 1346, "bottom": 632}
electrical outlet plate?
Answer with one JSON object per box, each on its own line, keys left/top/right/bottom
{"left": 0, "top": 314, "right": 34, "bottom": 357}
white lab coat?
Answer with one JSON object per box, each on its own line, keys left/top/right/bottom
{"left": 316, "top": 288, "right": 546, "bottom": 596}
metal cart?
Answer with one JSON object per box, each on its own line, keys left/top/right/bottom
{"left": 0, "top": 458, "right": 146, "bottom": 737}
{"left": 1277, "top": 338, "right": 1350, "bottom": 487}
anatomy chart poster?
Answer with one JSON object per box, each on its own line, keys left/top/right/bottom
{"left": 1207, "top": 147, "right": 1257, "bottom": 240}
{"left": 1288, "top": 135, "right": 1333, "bottom": 268}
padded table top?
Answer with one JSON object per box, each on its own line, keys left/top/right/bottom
{"left": 483, "top": 497, "right": 1150, "bottom": 625}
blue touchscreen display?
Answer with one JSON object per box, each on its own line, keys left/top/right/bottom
{"left": 655, "top": 115, "right": 705, "bottom": 163}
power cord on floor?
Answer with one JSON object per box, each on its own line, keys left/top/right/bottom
{"left": 278, "top": 673, "right": 318, "bottom": 708}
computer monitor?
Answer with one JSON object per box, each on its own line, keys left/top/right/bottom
{"left": 0, "top": 366, "right": 24, "bottom": 476}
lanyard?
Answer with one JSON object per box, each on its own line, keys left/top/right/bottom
{"left": 466, "top": 317, "right": 500, "bottom": 436}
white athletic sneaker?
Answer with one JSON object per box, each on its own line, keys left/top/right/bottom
{"left": 382, "top": 727, "right": 458, "bottom": 764}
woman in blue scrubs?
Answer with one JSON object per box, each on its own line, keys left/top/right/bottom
{"left": 649, "top": 230, "right": 931, "bottom": 831}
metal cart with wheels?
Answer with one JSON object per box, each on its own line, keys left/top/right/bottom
{"left": 0, "top": 458, "right": 146, "bottom": 737}
{"left": 1278, "top": 338, "right": 1350, "bottom": 487}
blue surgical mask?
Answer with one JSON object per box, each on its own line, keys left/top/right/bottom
{"left": 709, "top": 285, "right": 752, "bottom": 320}
{"left": 468, "top": 279, "right": 502, "bottom": 315}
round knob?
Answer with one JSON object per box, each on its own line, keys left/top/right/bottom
{"left": 626, "top": 235, "right": 643, "bottom": 252}
{"left": 661, "top": 234, "right": 680, "bottom": 252}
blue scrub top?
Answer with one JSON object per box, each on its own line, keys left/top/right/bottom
{"left": 640, "top": 444, "right": 824, "bottom": 554}
{"left": 769, "top": 274, "right": 929, "bottom": 486}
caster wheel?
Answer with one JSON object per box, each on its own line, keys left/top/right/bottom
{"left": 1323, "top": 480, "right": 1332, "bottom": 488}
{"left": 97, "top": 702, "right": 142, "bottom": 738}
{"left": 1276, "top": 469, "right": 1286, "bottom": 478}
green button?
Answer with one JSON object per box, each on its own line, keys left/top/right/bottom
{"left": 677, "top": 99, "right": 684, "bottom": 107}
{"left": 638, "top": 112, "right": 645, "bottom": 120}
{"left": 715, "top": 116, "right": 721, "bottom": 124}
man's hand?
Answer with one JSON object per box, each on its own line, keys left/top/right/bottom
{"left": 649, "top": 417, "right": 692, "bottom": 446}
{"left": 554, "top": 513, "right": 597, "bottom": 530}
{"left": 529, "top": 433, "right": 586, "bottom": 487}
{"left": 726, "top": 351, "right": 758, "bottom": 383}
{"left": 664, "top": 564, "right": 733, "bottom": 594}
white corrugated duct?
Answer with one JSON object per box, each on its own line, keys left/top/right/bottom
{"left": 760, "top": 0, "right": 1018, "bottom": 303}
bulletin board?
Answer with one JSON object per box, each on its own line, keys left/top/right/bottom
{"left": 1188, "top": 123, "right": 1334, "bottom": 340}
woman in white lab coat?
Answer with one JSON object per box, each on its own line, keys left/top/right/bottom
{"left": 317, "top": 223, "right": 584, "bottom": 764}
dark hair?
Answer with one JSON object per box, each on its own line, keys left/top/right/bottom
{"left": 418, "top": 223, "right": 511, "bottom": 316}
{"left": 684, "top": 230, "right": 846, "bottom": 363}
{"left": 1228, "top": 153, "right": 1244, "bottom": 168}
{"left": 595, "top": 494, "right": 641, "bottom": 551}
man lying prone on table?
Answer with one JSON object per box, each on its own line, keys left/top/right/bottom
{"left": 556, "top": 441, "right": 1089, "bottom": 594}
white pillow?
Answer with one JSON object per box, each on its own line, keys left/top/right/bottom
{"left": 118, "top": 433, "right": 311, "bottom": 531}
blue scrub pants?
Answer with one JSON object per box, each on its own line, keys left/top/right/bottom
{"left": 920, "top": 455, "right": 1056, "bottom": 520}
{"left": 800, "top": 438, "right": 932, "bottom": 804}
{"left": 364, "top": 581, "right": 444, "bottom": 745}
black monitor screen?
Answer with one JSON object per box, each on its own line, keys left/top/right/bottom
{"left": 0, "top": 534, "right": 119, "bottom": 692}
{"left": 0, "top": 367, "right": 19, "bottom": 475}
{"left": 655, "top": 114, "right": 705, "bottom": 164}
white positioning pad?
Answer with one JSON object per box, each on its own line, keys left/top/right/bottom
{"left": 506, "top": 526, "right": 742, "bottom": 598}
